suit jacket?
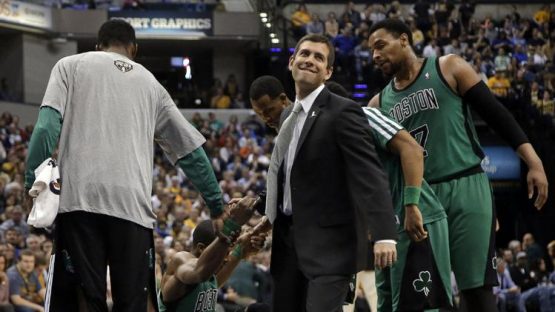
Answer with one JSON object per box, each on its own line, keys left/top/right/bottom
{"left": 271, "top": 87, "right": 397, "bottom": 277}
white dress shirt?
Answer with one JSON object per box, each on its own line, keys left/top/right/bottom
{"left": 282, "top": 84, "right": 325, "bottom": 215}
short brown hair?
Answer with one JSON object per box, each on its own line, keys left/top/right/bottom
{"left": 293, "top": 34, "right": 335, "bottom": 69}
{"left": 18, "top": 249, "right": 35, "bottom": 261}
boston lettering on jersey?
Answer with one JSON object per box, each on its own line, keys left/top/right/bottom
{"left": 387, "top": 88, "right": 439, "bottom": 123}
{"left": 194, "top": 289, "right": 218, "bottom": 312}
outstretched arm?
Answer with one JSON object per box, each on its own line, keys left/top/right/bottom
{"left": 216, "top": 217, "right": 270, "bottom": 285}
{"left": 176, "top": 148, "right": 224, "bottom": 217}
{"left": 441, "top": 54, "right": 548, "bottom": 209}
{"left": 162, "top": 197, "right": 257, "bottom": 302}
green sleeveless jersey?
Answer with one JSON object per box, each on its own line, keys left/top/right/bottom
{"left": 379, "top": 57, "right": 484, "bottom": 183}
{"left": 363, "top": 108, "right": 446, "bottom": 232}
{"left": 159, "top": 276, "right": 218, "bottom": 312}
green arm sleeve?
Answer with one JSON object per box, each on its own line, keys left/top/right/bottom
{"left": 176, "top": 147, "right": 224, "bottom": 218}
{"left": 24, "top": 106, "right": 62, "bottom": 189}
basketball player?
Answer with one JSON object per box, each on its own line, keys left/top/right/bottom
{"left": 25, "top": 20, "right": 225, "bottom": 311}
{"left": 368, "top": 19, "right": 548, "bottom": 311}
{"left": 159, "top": 199, "right": 268, "bottom": 312}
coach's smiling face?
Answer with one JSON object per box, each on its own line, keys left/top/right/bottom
{"left": 289, "top": 41, "right": 333, "bottom": 97}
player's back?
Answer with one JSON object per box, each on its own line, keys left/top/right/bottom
{"left": 42, "top": 51, "right": 172, "bottom": 227}
{"left": 379, "top": 56, "right": 484, "bottom": 183}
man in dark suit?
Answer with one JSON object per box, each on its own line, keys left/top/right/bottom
{"left": 264, "top": 34, "right": 398, "bottom": 312}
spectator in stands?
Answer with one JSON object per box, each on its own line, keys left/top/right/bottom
{"left": 462, "top": 44, "right": 474, "bottom": 61}
{"left": 386, "top": 1, "right": 402, "bottom": 21}
{"left": 412, "top": 0, "right": 431, "bottom": 31}
{"left": 513, "top": 45, "right": 529, "bottom": 65}
{"left": 409, "top": 20, "right": 425, "bottom": 53}
{"left": 529, "top": 28, "right": 546, "bottom": 48}
{"left": 306, "top": 13, "right": 324, "bottom": 36}
{"left": 493, "top": 31, "right": 514, "bottom": 53}
{"left": 529, "top": 45, "right": 548, "bottom": 68}
{"left": 224, "top": 74, "right": 240, "bottom": 100}
{"left": 7, "top": 250, "right": 44, "bottom": 312}
{"left": 33, "top": 255, "right": 47, "bottom": 291}
{"left": 495, "top": 48, "right": 512, "bottom": 72}
{"left": 512, "top": 67, "right": 530, "bottom": 101}
{"left": 529, "top": 258, "right": 549, "bottom": 285}
{"left": 448, "top": 10, "right": 463, "bottom": 40}
{"left": 0, "top": 254, "right": 13, "bottom": 312}
{"left": 342, "top": 1, "right": 361, "bottom": 27}
{"left": 444, "top": 39, "right": 463, "bottom": 55}
{"left": 368, "top": 4, "right": 386, "bottom": 26}
{"left": 522, "top": 233, "right": 544, "bottom": 265}
{"left": 4, "top": 228, "right": 23, "bottom": 256}
{"left": 458, "top": 1, "right": 475, "bottom": 30}
{"left": 211, "top": 87, "right": 232, "bottom": 109}
{"left": 23, "top": 235, "right": 40, "bottom": 255}
{"left": 436, "top": 25, "right": 451, "bottom": 47}
{"left": 423, "top": 39, "right": 440, "bottom": 58}
{"left": 493, "top": 259, "right": 522, "bottom": 312}
{"left": 538, "top": 89, "right": 554, "bottom": 116}
{"left": 510, "top": 252, "right": 536, "bottom": 292}
{"left": 325, "top": 12, "right": 339, "bottom": 39}
{"left": 291, "top": 4, "right": 311, "bottom": 41}
{"left": 502, "top": 249, "right": 515, "bottom": 268}
{"left": 511, "top": 28, "right": 527, "bottom": 47}
{"left": 542, "top": 38, "right": 554, "bottom": 65}
{"left": 473, "top": 64, "right": 488, "bottom": 84}
{"left": 224, "top": 254, "right": 267, "bottom": 308}
{"left": 534, "top": 5, "right": 551, "bottom": 26}
{"left": 208, "top": 112, "right": 224, "bottom": 133}
{"left": 233, "top": 92, "right": 246, "bottom": 109}
{"left": 354, "top": 38, "right": 372, "bottom": 81}
{"left": 184, "top": 208, "right": 200, "bottom": 230}
{"left": 334, "top": 26, "right": 357, "bottom": 76}
{"left": 433, "top": 0, "right": 452, "bottom": 27}
{"left": 531, "top": 81, "right": 543, "bottom": 108}
{"left": 241, "top": 113, "right": 264, "bottom": 137}
{"left": 0, "top": 206, "right": 28, "bottom": 239}
{"left": 487, "top": 70, "right": 511, "bottom": 98}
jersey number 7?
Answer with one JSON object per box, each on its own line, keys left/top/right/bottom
{"left": 409, "top": 124, "right": 429, "bottom": 157}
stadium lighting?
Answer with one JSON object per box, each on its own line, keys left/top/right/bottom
{"left": 265, "top": 23, "right": 271, "bottom": 28}
{"left": 261, "top": 17, "right": 268, "bottom": 23}
{"left": 259, "top": 12, "right": 268, "bottom": 18}
{"left": 271, "top": 38, "right": 280, "bottom": 44}
{"left": 270, "top": 33, "right": 276, "bottom": 38}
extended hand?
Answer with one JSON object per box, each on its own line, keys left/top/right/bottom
{"left": 237, "top": 231, "right": 267, "bottom": 258}
{"left": 374, "top": 242, "right": 397, "bottom": 270}
{"left": 213, "top": 197, "right": 258, "bottom": 236}
{"left": 527, "top": 167, "right": 548, "bottom": 209}
{"left": 404, "top": 205, "right": 428, "bottom": 242}
{"left": 228, "top": 196, "right": 258, "bottom": 226}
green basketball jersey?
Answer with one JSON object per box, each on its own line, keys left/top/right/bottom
{"left": 159, "top": 276, "right": 218, "bottom": 312}
{"left": 363, "top": 108, "right": 446, "bottom": 233}
{"left": 379, "top": 57, "right": 484, "bottom": 183}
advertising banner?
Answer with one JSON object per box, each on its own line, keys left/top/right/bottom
{"left": 0, "top": 0, "right": 52, "bottom": 30}
{"left": 108, "top": 10, "right": 212, "bottom": 38}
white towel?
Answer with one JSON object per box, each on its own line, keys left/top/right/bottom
{"left": 28, "top": 158, "right": 60, "bottom": 228}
